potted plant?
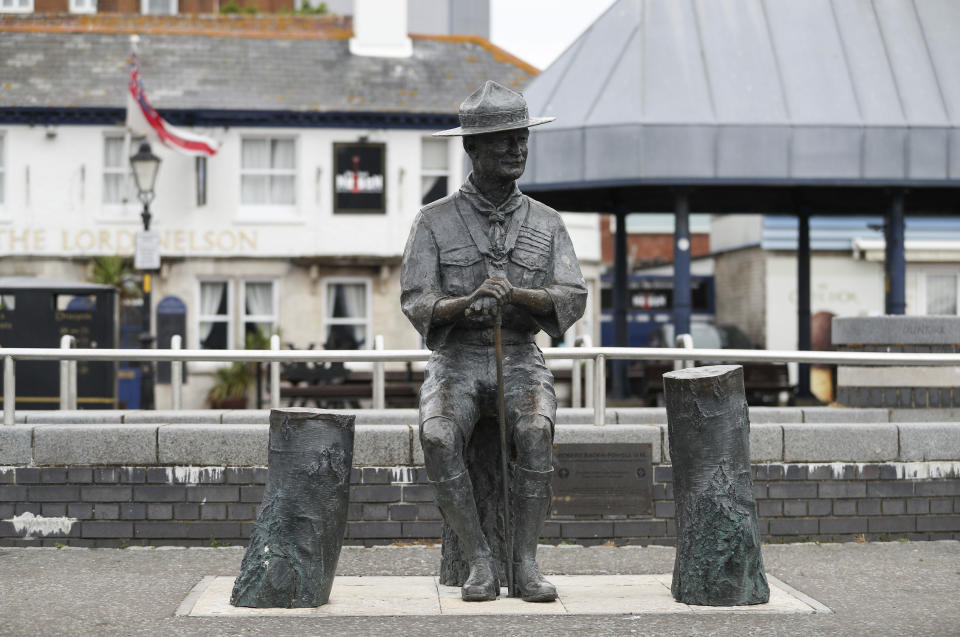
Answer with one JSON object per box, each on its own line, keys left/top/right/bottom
{"left": 207, "top": 362, "right": 251, "bottom": 409}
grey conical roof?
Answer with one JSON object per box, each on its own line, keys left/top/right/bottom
{"left": 521, "top": 0, "right": 960, "bottom": 187}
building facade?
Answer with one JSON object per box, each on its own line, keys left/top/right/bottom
{"left": 0, "top": 14, "right": 601, "bottom": 408}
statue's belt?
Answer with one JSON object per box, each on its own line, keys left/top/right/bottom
{"left": 445, "top": 328, "right": 536, "bottom": 347}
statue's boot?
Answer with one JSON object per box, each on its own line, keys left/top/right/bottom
{"left": 512, "top": 466, "right": 558, "bottom": 602}
{"left": 432, "top": 470, "right": 499, "bottom": 601}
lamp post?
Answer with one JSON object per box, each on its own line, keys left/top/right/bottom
{"left": 130, "top": 141, "right": 161, "bottom": 410}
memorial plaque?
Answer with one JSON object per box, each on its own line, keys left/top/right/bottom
{"left": 551, "top": 443, "right": 653, "bottom": 516}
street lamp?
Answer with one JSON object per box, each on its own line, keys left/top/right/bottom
{"left": 130, "top": 141, "right": 161, "bottom": 410}
{"left": 130, "top": 141, "right": 161, "bottom": 230}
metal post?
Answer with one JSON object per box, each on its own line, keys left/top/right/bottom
{"left": 69, "top": 359, "right": 77, "bottom": 410}
{"left": 612, "top": 208, "right": 629, "bottom": 398}
{"left": 270, "top": 334, "right": 280, "bottom": 409}
{"left": 171, "top": 334, "right": 182, "bottom": 410}
{"left": 139, "top": 272, "right": 155, "bottom": 410}
{"left": 797, "top": 212, "right": 812, "bottom": 399}
{"left": 60, "top": 334, "right": 74, "bottom": 410}
{"left": 582, "top": 335, "right": 594, "bottom": 409}
{"left": 673, "top": 190, "right": 692, "bottom": 337}
{"left": 594, "top": 353, "right": 606, "bottom": 426}
{"left": 372, "top": 334, "right": 385, "bottom": 409}
{"left": 571, "top": 338, "right": 583, "bottom": 409}
{"left": 675, "top": 333, "right": 694, "bottom": 371}
{"left": 885, "top": 191, "right": 906, "bottom": 315}
{"left": 4, "top": 356, "right": 14, "bottom": 426}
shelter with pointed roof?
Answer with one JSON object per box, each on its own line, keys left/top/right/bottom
{"left": 518, "top": 0, "right": 960, "bottom": 398}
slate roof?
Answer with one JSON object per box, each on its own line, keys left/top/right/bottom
{"left": 521, "top": 0, "right": 960, "bottom": 187}
{"left": 0, "top": 16, "right": 536, "bottom": 115}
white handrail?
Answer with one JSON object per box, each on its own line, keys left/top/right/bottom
{"left": 3, "top": 345, "right": 959, "bottom": 427}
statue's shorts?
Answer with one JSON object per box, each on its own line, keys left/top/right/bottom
{"left": 418, "top": 338, "right": 556, "bottom": 444}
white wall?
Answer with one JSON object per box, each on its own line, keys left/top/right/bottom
{"left": 0, "top": 124, "right": 465, "bottom": 259}
{"left": 710, "top": 214, "right": 764, "bottom": 253}
{"left": 765, "top": 252, "right": 885, "bottom": 352}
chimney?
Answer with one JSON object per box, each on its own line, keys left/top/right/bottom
{"left": 349, "top": 0, "right": 413, "bottom": 58}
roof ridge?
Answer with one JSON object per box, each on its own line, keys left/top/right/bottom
{"left": 0, "top": 17, "right": 538, "bottom": 77}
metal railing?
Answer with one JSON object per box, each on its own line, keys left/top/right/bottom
{"left": 4, "top": 339, "right": 960, "bottom": 427}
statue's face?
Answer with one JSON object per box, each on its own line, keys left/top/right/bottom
{"left": 467, "top": 128, "right": 529, "bottom": 182}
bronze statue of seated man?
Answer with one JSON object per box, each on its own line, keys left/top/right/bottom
{"left": 401, "top": 81, "right": 586, "bottom": 602}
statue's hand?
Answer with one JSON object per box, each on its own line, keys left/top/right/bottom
{"left": 465, "top": 278, "right": 513, "bottom": 317}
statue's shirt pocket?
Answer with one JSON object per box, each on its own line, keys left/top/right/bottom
{"left": 510, "top": 228, "right": 551, "bottom": 287}
{"left": 439, "top": 245, "right": 483, "bottom": 295}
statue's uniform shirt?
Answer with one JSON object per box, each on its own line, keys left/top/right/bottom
{"left": 401, "top": 179, "right": 587, "bottom": 432}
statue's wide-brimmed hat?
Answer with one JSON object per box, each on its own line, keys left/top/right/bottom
{"left": 433, "top": 80, "right": 555, "bottom": 137}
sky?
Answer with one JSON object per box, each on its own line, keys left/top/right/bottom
{"left": 489, "top": 0, "right": 618, "bottom": 71}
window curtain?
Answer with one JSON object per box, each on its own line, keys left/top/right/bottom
{"left": 244, "top": 282, "right": 274, "bottom": 341}
{"left": 241, "top": 140, "right": 268, "bottom": 205}
{"left": 245, "top": 282, "right": 273, "bottom": 317}
{"left": 270, "top": 140, "right": 295, "bottom": 205}
{"left": 327, "top": 283, "right": 366, "bottom": 349}
{"left": 103, "top": 137, "right": 125, "bottom": 204}
{"left": 242, "top": 139, "right": 294, "bottom": 205}
{"left": 199, "top": 282, "right": 226, "bottom": 342}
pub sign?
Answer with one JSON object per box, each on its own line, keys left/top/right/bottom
{"left": 334, "top": 142, "right": 386, "bottom": 213}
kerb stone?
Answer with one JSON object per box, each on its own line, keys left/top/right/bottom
{"left": 34, "top": 425, "right": 157, "bottom": 465}
{"left": 159, "top": 425, "right": 267, "bottom": 466}
{"left": 0, "top": 426, "right": 32, "bottom": 464}
{"left": 783, "top": 423, "right": 898, "bottom": 462}
{"left": 749, "top": 407, "right": 802, "bottom": 423}
{"left": 614, "top": 408, "right": 668, "bottom": 425}
{"left": 354, "top": 424, "right": 412, "bottom": 466}
{"left": 802, "top": 408, "right": 889, "bottom": 423}
{"left": 24, "top": 410, "right": 126, "bottom": 424}
{"left": 890, "top": 408, "right": 960, "bottom": 423}
{"left": 833, "top": 316, "right": 960, "bottom": 345}
{"left": 125, "top": 410, "right": 225, "bottom": 424}
{"left": 554, "top": 424, "right": 661, "bottom": 463}
{"left": 898, "top": 423, "right": 960, "bottom": 461}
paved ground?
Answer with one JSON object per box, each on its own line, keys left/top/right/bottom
{"left": 2, "top": 540, "right": 958, "bottom": 636}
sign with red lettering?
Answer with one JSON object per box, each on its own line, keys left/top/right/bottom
{"left": 334, "top": 142, "right": 386, "bottom": 213}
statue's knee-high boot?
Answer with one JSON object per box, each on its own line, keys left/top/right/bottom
{"left": 431, "top": 470, "right": 498, "bottom": 601}
{"left": 512, "top": 466, "right": 558, "bottom": 602}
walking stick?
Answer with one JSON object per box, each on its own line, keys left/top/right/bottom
{"left": 493, "top": 311, "right": 515, "bottom": 597}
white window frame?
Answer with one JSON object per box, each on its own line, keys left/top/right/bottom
{"left": 100, "top": 132, "right": 143, "bottom": 220}
{"left": 323, "top": 277, "right": 373, "bottom": 350}
{"left": 69, "top": 0, "right": 96, "bottom": 13}
{"left": 240, "top": 279, "right": 279, "bottom": 344}
{"left": 420, "top": 137, "right": 450, "bottom": 205}
{"left": 197, "top": 279, "right": 234, "bottom": 350}
{"left": 0, "top": 0, "right": 34, "bottom": 14}
{"left": 141, "top": 0, "right": 176, "bottom": 14}
{"left": 238, "top": 135, "right": 300, "bottom": 221}
{"left": 914, "top": 265, "right": 960, "bottom": 317}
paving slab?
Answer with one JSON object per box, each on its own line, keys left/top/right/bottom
{"left": 181, "top": 573, "right": 827, "bottom": 617}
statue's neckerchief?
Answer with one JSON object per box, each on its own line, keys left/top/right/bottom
{"left": 455, "top": 176, "right": 528, "bottom": 277}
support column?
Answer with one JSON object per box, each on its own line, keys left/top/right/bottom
{"left": 797, "top": 213, "right": 811, "bottom": 399}
{"left": 611, "top": 208, "right": 629, "bottom": 399}
{"left": 673, "top": 191, "right": 692, "bottom": 338}
{"left": 885, "top": 191, "right": 906, "bottom": 315}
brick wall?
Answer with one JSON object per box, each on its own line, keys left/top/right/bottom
{"left": 714, "top": 246, "right": 766, "bottom": 346}
{"left": 599, "top": 215, "right": 710, "bottom": 267}
{"left": 2, "top": 462, "right": 958, "bottom": 547}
